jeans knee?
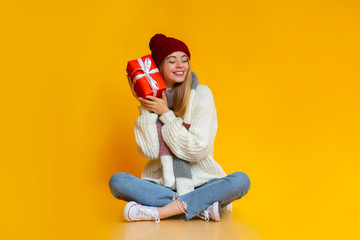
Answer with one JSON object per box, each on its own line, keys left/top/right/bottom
{"left": 108, "top": 172, "right": 133, "bottom": 189}
{"left": 230, "top": 172, "right": 251, "bottom": 194}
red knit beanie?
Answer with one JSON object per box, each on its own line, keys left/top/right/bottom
{"left": 149, "top": 33, "right": 191, "bottom": 67}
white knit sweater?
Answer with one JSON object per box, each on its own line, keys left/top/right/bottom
{"left": 134, "top": 85, "right": 232, "bottom": 210}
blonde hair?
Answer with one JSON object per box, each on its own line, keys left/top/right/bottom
{"left": 159, "top": 61, "right": 192, "bottom": 119}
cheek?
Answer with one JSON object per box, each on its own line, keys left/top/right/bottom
{"left": 185, "top": 64, "right": 190, "bottom": 73}
{"left": 163, "top": 65, "right": 174, "bottom": 76}
{"left": 161, "top": 67, "right": 172, "bottom": 80}
{"left": 162, "top": 64, "right": 169, "bottom": 72}
{"left": 185, "top": 63, "right": 190, "bottom": 71}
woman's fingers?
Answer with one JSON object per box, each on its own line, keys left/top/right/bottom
{"left": 139, "top": 94, "right": 170, "bottom": 115}
{"left": 138, "top": 97, "right": 154, "bottom": 106}
{"left": 145, "top": 95, "right": 158, "bottom": 101}
{"left": 146, "top": 95, "right": 166, "bottom": 104}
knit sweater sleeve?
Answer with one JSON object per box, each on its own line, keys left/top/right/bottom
{"left": 159, "top": 85, "right": 218, "bottom": 162}
{"left": 134, "top": 106, "right": 160, "bottom": 160}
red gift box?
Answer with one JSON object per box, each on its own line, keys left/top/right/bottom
{"left": 126, "top": 54, "right": 167, "bottom": 99}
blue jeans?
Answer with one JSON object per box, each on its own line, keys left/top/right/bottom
{"left": 108, "top": 172, "right": 250, "bottom": 220}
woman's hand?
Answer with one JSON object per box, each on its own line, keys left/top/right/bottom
{"left": 138, "top": 91, "right": 170, "bottom": 116}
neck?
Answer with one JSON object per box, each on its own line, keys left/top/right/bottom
{"left": 165, "top": 81, "right": 174, "bottom": 88}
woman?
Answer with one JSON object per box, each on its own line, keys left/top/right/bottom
{"left": 109, "top": 34, "right": 251, "bottom": 222}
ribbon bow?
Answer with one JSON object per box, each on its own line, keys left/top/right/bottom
{"left": 131, "top": 57, "right": 160, "bottom": 96}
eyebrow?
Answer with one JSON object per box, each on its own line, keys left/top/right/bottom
{"left": 165, "top": 55, "right": 188, "bottom": 59}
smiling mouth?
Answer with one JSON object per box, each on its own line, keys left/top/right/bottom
{"left": 174, "top": 71, "right": 184, "bottom": 75}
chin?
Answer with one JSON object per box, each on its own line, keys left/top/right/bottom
{"left": 175, "top": 79, "right": 185, "bottom": 84}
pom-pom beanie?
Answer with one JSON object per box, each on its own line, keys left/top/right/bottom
{"left": 149, "top": 33, "right": 191, "bottom": 67}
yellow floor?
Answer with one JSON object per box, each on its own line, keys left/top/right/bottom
{"left": 43, "top": 184, "right": 356, "bottom": 240}
{"left": 2, "top": 169, "right": 359, "bottom": 240}
{"left": 109, "top": 212, "right": 260, "bottom": 240}
{"left": 83, "top": 195, "right": 261, "bottom": 240}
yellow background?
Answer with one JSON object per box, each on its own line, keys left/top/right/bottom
{"left": 1, "top": 0, "right": 359, "bottom": 239}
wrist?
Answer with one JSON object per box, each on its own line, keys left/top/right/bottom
{"left": 160, "top": 108, "right": 170, "bottom": 116}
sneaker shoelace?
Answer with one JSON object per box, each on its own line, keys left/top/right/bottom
{"left": 202, "top": 209, "right": 210, "bottom": 222}
{"left": 198, "top": 206, "right": 212, "bottom": 222}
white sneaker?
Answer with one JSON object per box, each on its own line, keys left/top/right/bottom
{"left": 197, "top": 202, "right": 221, "bottom": 222}
{"left": 123, "top": 201, "right": 160, "bottom": 223}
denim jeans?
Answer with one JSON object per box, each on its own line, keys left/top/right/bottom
{"left": 108, "top": 172, "right": 251, "bottom": 220}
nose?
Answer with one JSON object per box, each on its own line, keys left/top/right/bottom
{"left": 176, "top": 61, "right": 185, "bottom": 69}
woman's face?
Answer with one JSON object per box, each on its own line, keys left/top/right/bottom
{"left": 160, "top": 51, "right": 189, "bottom": 88}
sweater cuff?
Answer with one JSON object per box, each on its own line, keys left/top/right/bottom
{"left": 138, "top": 106, "right": 156, "bottom": 116}
{"left": 159, "top": 110, "right": 177, "bottom": 124}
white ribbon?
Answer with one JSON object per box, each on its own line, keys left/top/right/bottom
{"left": 131, "top": 57, "right": 159, "bottom": 96}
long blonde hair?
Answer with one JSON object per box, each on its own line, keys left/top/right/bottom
{"left": 159, "top": 62, "right": 192, "bottom": 119}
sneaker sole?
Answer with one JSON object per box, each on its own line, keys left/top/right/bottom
{"left": 212, "top": 202, "right": 221, "bottom": 221}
